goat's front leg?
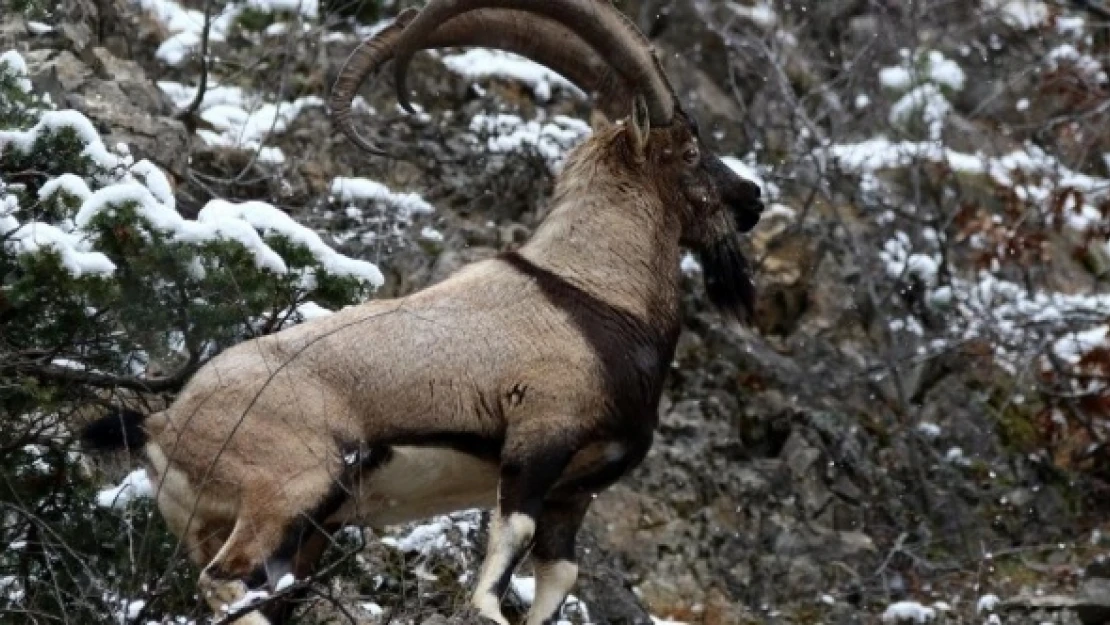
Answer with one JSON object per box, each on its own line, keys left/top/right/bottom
{"left": 471, "top": 429, "right": 575, "bottom": 625}
{"left": 524, "top": 496, "right": 590, "bottom": 625}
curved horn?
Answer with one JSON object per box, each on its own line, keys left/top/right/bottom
{"left": 329, "top": 8, "right": 643, "bottom": 154}
{"left": 329, "top": 9, "right": 418, "bottom": 155}
{"left": 392, "top": 0, "right": 675, "bottom": 126}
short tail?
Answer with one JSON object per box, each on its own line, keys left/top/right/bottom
{"left": 79, "top": 408, "right": 149, "bottom": 452}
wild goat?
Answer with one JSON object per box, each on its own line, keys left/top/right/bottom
{"left": 80, "top": 1, "right": 765, "bottom": 623}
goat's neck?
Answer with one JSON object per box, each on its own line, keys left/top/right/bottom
{"left": 518, "top": 188, "right": 682, "bottom": 324}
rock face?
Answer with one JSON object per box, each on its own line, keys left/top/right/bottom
{"left": 11, "top": 17, "right": 191, "bottom": 183}
{"left": 7, "top": 0, "right": 1110, "bottom": 623}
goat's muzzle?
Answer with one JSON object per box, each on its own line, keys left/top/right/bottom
{"left": 706, "top": 154, "right": 764, "bottom": 233}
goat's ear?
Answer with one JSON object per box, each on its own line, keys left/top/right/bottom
{"left": 629, "top": 94, "right": 650, "bottom": 163}
{"left": 589, "top": 108, "right": 612, "bottom": 132}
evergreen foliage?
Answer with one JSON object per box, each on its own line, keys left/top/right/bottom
{"left": 0, "top": 51, "right": 380, "bottom": 621}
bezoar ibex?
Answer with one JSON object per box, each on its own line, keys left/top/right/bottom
{"left": 80, "top": 1, "right": 765, "bottom": 623}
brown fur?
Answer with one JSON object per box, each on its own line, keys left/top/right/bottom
{"left": 91, "top": 115, "right": 762, "bottom": 624}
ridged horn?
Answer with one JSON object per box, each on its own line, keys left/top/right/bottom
{"left": 329, "top": 7, "right": 655, "bottom": 154}
{"left": 390, "top": 0, "right": 675, "bottom": 126}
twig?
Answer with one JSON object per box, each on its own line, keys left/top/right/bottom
{"left": 176, "top": 0, "right": 215, "bottom": 129}
{"left": 11, "top": 348, "right": 200, "bottom": 394}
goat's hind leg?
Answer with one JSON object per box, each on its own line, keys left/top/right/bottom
{"left": 199, "top": 480, "right": 343, "bottom": 624}
{"left": 198, "top": 507, "right": 284, "bottom": 625}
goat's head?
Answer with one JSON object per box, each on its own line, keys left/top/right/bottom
{"left": 328, "top": 0, "right": 765, "bottom": 319}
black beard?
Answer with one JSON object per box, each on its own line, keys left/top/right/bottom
{"left": 697, "top": 235, "right": 756, "bottom": 323}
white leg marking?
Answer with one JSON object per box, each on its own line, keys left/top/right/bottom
{"left": 471, "top": 512, "right": 536, "bottom": 625}
{"left": 525, "top": 560, "right": 579, "bottom": 625}
{"left": 473, "top": 591, "right": 511, "bottom": 625}
{"left": 229, "top": 613, "right": 273, "bottom": 625}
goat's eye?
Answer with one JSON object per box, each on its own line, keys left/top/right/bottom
{"left": 683, "top": 146, "right": 699, "bottom": 164}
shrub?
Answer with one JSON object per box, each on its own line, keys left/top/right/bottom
{"left": 0, "top": 50, "right": 381, "bottom": 622}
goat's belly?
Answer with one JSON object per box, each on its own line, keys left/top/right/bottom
{"left": 335, "top": 446, "right": 499, "bottom": 528}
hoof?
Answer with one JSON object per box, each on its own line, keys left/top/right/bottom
{"left": 465, "top": 597, "right": 510, "bottom": 625}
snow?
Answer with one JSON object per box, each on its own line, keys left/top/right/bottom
{"left": 469, "top": 113, "right": 592, "bottom": 170}
{"left": 510, "top": 576, "right": 536, "bottom": 604}
{"left": 27, "top": 21, "right": 55, "bottom": 34}
{"left": 360, "top": 602, "right": 385, "bottom": 615}
{"left": 126, "top": 599, "right": 146, "bottom": 620}
{"left": 292, "top": 301, "right": 335, "bottom": 321}
{"left": 245, "top": 0, "right": 318, "bottom": 17}
{"left": 917, "top": 422, "right": 942, "bottom": 438}
{"left": 985, "top": 0, "right": 1050, "bottom": 30}
{"left": 825, "top": 137, "right": 1110, "bottom": 236}
{"left": 76, "top": 183, "right": 183, "bottom": 232}
{"left": 977, "top": 594, "right": 1001, "bottom": 612}
{"left": 924, "top": 51, "right": 967, "bottom": 91}
{"left": 265, "top": 21, "right": 290, "bottom": 36}
{"left": 193, "top": 95, "right": 324, "bottom": 157}
{"left": 880, "top": 66, "right": 913, "bottom": 92}
{"left": 380, "top": 510, "right": 482, "bottom": 558}
{"left": 1046, "top": 44, "right": 1106, "bottom": 83}
{"left": 880, "top": 229, "right": 1110, "bottom": 370}
{"left": 880, "top": 49, "right": 966, "bottom": 93}
{"left": 420, "top": 226, "right": 444, "bottom": 242}
{"left": 133, "top": 0, "right": 319, "bottom": 67}
{"left": 38, "top": 174, "right": 93, "bottom": 203}
{"left": 3, "top": 219, "right": 117, "bottom": 277}
{"left": 129, "top": 159, "right": 175, "bottom": 209}
{"left": 952, "top": 272, "right": 1110, "bottom": 366}
{"left": 226, "top": 588, "right": 270, "bottom": 613}
{"left": 889, "top": 84, "right": 950, "bottom": 139}
{"left": 383, "top": 517, "right": 456, "bottom": 554}
{"left": 726, "top": 1, "right": 778, "bottom": 27}
{"left": 881, "top": 235, "right": 939, "bottom": 286}
{"left": 104, "top": 593, "right": 151, "bottom": 624}
{"left": 96, "top": 468, "right": 154, "bottom": 509}
{"left": 199, "top": 200, "right": 384, "bottom": 286}
{"left": 330, "top": 177, "right": 436, "bottom": 220}
{"left": 274, "top": 573, "right": 295, "bottom": 592}
{"left": 0, "top": 110, "right": 127, "bottom": 170}
{"left": 1053, "top": 327, "right": 1108, "bottom": 364}
{"left": 0, "top": 575, "right": 24, "bottom": 603}
{"left": 156, "top": 31, "right": 200, "bottom": 66}
{"left": 441, "top": 49, "right": 585, "bottom": 102}
{"left": 158, "top": 81, "right": 249, "bottom": 110}
{"left": 881, "top": 600, "right": 936, "bottom": 623}
{"left": 64, "top": 165, "right": 382, "bottom": 287}
{"left": 508, "top": 580, "right": 590, "bottom": 624}
{"left": 1057, "top": 16, "right": 1086, "bottom": 37}
{"left": 946, "top": 447, "right": 971, "bottom": 465}
{"left": 765, "top": 204, "right": 797, "bottom": 221}
{"left": 0, "top": 50, "right": 32, "bottom": 93}
{"left": 680, "top": 252, "right": 703, "bottom": 276}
